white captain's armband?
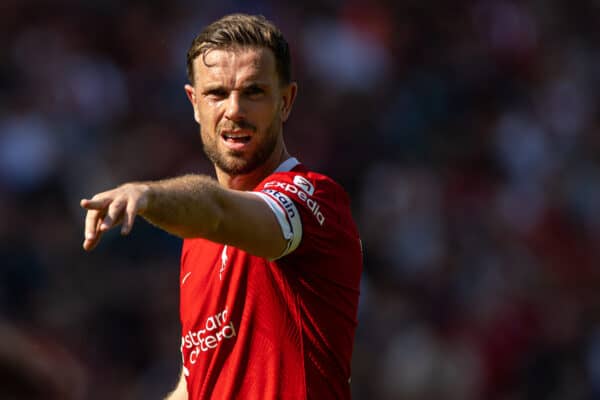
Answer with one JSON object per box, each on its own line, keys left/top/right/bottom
{"left": 251, "top": 190, "right": 303, "bottom": 259}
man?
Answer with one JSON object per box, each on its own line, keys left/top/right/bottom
{"left": 81, "top": 13, "right": 362, "bottom": 399}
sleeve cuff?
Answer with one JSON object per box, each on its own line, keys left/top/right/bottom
{"left": 251, "top": 191, "right": 303, "bottom": 259}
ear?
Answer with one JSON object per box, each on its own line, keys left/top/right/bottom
{"left": 280, "top": 82, "right": 298, "bottom": 122}
{"left": 184, "top": 84, "right": 201, "bottom": 123}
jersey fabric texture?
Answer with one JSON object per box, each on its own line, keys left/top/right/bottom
{"left": 179, "top": 159, "right": 362, "bottom": 399}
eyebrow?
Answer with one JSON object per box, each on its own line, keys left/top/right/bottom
{"left": 201, "top": 81, "right": 270, "bottom": 92}
{"left": 201, "top": 83, "right": 227, "bottom": 92}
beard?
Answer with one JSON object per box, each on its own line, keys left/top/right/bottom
{"left": 201, "top": 115, "right": 281, "bottom": 176}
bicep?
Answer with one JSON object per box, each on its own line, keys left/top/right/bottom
{"left": 207, "top": 190, "right": 291, "bottom": 259}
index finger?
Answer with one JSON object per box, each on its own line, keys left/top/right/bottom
{"left": 80, "top": 198, "right": 111, "bottom": 210}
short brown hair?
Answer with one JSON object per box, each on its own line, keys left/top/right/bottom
{"left": 186, "top": 14, "right": 291, "bottom": 85}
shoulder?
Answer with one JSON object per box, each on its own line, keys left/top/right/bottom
{"left": 257, "top": 165, "right": 349, "bottom": 202}
{"left": 255, "top": 165, "right": 353, "bottom": 230}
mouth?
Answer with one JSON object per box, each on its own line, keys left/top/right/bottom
{"left": 221, "top": 131, "right": 252, "bottom": 150}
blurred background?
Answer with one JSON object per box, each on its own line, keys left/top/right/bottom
{"left": 2, "top": 0, "right": 600, "bottom": 398}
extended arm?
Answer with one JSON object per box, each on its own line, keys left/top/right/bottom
{"left": 80, "top": 174, "right": 287, "bottom": 259}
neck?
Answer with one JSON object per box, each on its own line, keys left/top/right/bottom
{"left": 216, "top": 147, "right": 290, "bottom": 191}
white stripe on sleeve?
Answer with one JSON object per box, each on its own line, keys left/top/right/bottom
{"left": 252, "top": 191, "right": 303, "bottom": 259}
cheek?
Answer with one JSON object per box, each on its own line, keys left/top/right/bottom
{"left": 255, "top": 102, "right": 280, "bottom": 128}
{"left": 199, "top": 124, "right": 215, "bottom": 141}
{"left": 196, "top": 100, "right": 222, "bottom": 125}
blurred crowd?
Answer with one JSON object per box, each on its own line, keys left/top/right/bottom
{"left": 2, "top": 0, "right": 600, "bottom": 398}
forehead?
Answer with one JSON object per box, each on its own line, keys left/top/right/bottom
{"left": 193, "top": 47, "right": 277, "bottom": 85}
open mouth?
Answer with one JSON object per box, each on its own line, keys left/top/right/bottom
{"left": 222, "top": 133, "right": 251, "bottom": 144}
{"left": 221, "top": 131, "right": 253, "bottom": 150}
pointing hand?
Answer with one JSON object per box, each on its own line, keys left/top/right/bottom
{"left": 80, "top": 183, "right": 150, "bottom": 251}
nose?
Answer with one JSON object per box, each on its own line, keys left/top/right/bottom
{"left": 224, "top": 91, "right": 245, "bottom": 121}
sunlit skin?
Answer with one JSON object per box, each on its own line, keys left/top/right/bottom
{"left": 80, "top": 46, "right": 298, "bottom": 251}
{"left": 184, "top": 46, "right": 297, "bottom": 190}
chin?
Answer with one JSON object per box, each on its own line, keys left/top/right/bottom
{"left": 218, "top": 158, "right": 255, "bottom": 175}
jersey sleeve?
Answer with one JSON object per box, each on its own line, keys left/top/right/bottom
{"left": 251, "top": 190, "right": 303, "bottom": 259}
{"left": 252, "top": 172, "right": 344, "bottom": 260}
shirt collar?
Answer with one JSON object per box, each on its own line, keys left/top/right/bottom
{"left": 274, "top": 157, "right": 300, "bottom": 173}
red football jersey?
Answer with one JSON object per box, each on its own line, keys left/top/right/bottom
{"left": 179, "top": 158, "right": 362, "bottom": 399}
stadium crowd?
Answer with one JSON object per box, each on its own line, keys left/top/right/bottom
{"left": 1, "top": 0, "right": 600, "bottom": 398}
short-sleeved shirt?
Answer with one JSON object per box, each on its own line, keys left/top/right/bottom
{"left": 179, "top": 158, "right": 362, "bottom": 399}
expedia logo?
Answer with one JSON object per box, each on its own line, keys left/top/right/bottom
{"left": 263, "top": 180, "right": 325, "bottom": 226}
{"left": 293, "top": 175, "right": 314, "bottom": 195}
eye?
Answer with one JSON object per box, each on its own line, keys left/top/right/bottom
{"left": 244, "top": 85, "right": 265, "bottom": 99}
{"left": 204, "top": 88, "right": 228, "bottom": 100}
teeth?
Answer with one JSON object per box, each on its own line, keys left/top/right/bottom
{"left": 224, "top": 134, "right": 249, "bottom": 139}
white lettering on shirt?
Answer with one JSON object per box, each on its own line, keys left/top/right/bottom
{"left": 263, "top": 180, "right": 325, "bottom": 226}
{"left": 181, "top": 307, "right": 237, "bottom": 365}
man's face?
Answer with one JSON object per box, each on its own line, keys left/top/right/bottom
{"left": 185, "top": 47, "right": 295, "bottom": 176}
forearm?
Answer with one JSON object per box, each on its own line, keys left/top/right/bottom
{"left": 81, "top": 172, "right": 285, "bottom": 256}
{"left": 142, "top": 174, "right": 224, "bottom": 238}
